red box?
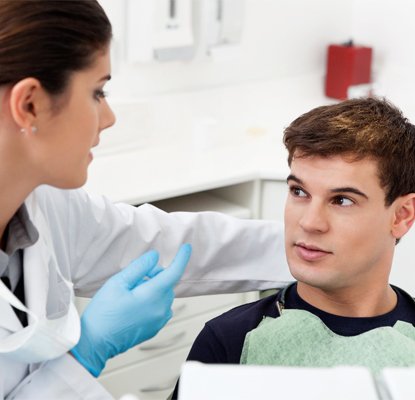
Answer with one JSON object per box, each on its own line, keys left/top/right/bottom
{"left": 325, "top": 43, "right": 372, "bottom": 100}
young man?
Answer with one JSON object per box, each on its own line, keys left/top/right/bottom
{"left": 175, "top": 97, "right": 415, "bottom": 385}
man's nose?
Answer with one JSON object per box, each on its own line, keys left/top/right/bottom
{"left": 299, "top": 202, "right": 329, "bottom": 233}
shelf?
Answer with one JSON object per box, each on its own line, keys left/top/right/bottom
{"left": 150, "top": 192, "right": 251, "bottom": 219}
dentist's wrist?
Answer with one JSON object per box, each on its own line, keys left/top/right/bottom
{"left": 71, "top": 345, "right": 103, "bottom": 377}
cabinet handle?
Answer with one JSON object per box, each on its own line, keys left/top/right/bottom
{"left": 140, "top": 376, "right": 179, "bottom": 393}
{"left": 138, "top": 331, "right": 186, "bottom": 351}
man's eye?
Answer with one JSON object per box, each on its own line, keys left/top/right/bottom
{"left": 332, "top": 196, "right": 354, "bottom": 206}
{"left": 290, "top": 186, "right": 307, "bottom": 198}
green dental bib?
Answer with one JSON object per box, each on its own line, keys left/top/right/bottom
{"left": 240, "top": 309, "right": 415, "bottom": 374}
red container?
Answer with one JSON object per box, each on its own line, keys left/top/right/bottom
{"left": 325, "top": 42, "right": 372, "bottom": 100}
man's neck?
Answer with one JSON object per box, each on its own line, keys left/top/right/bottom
{"left": 296, "top": 281, "right": 398, "bottom": 318}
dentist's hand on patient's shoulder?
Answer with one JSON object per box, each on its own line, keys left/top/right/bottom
{"left": 71, "top": 244, "right": 192, "bottom": 377}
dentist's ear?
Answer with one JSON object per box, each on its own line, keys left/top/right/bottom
{"left": 9, "top": 77, "right": 42, "bottom": 130}
{"left": 391, "top": 193, "right": 415, "bottom": 241}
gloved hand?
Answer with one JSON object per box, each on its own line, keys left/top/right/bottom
{"left": 71, "top": 244, "right": 192, "bottom": 377}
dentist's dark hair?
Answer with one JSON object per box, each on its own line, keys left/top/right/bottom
{"left": 0, "top": 0, "right": 112, "bottom": 96}
{"left": 283, "top": 97, "right": 415, "bottom": 207}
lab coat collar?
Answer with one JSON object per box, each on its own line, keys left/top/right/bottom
{"left": 0, "top": 296, "right": 22, "bottom": 333}
{"left": 0, "top": 190, "right": 72, "bottom": 333}
{"left": 23, "top": 191, "right": 52, "bottom": 324}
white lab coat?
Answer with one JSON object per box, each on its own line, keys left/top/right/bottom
{"left": 1, "top": 185, "right": 291, "bottom": 399}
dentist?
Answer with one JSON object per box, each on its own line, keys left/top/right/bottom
{"left": 0, "top": 1, "right": 288, "bottom": 399}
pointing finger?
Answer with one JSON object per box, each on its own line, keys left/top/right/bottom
{"left": 114, "top": 250, "right": 160, "bottom": 290}
{"left": 136, "top": 244, "right": 192, "bottom": 293}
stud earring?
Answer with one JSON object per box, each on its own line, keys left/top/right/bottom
{"left": 19, "top": 126, "right": 37, "bottom": 134}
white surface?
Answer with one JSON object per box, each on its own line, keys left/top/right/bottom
{"left": 179, "top": 362, "right": 379, "bottom": 400}
{"left": 151, "top": 192, "right": 251, "bottom": 218}
{"left": 380, "top": 368, "right": 415, "bottom": 400}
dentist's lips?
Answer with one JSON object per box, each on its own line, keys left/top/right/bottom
{"left": 89, "top": 140, "right": 100, "bottom": 160}
{"left": 294, "top": 242, "right": 332, "bottom": 261}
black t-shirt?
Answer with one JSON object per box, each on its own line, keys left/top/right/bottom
{"left": 172, "top": 283, "right": 415, "bottom": 398}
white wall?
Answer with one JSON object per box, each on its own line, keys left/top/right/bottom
{"left": 351, "top": 0, "right": 415, "bottom": 118}
{"left": 99, "top": 0, "right": 353, "bottom": 97}
{"left": 352, "top": 0, "right": 415, "bottom": 74}
{"left": 99, "top": 0, "right": 415, "bottom": 114}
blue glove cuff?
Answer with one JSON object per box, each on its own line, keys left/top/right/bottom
{"left": 71, "top": 346, "right": 102, "bottom": 378}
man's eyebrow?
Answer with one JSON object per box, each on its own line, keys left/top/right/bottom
{"left": 286, "top": 174, "right": 369, "bottom": 199}
{"left": 331, "top": 187, "right": 368, "bottom": 199}
{"left": 286, "top": 174, "right": 303, "bottom": 184}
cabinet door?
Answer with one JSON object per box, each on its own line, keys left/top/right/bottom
{"left": 102, "top": 293, "right": 251, "bottom": 372}
{"left": 99, "top": 304, "right": 248, "bottom": 400}
{"left": 391, "top": 228, "right": 415, "bottom": 295}
{"left": 99, "top": 347, "right": 188, "bottom": 400}
{"left": 259, "top": 180, "right": 287, "bottom": 221}
{"left": 80, "top": 184, "right": 262, "bottom": 398}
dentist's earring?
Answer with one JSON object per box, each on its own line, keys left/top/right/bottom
{"left": 19, "top": 126, "right": 37, "bottom": 134}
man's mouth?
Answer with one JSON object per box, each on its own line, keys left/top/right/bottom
{"left": 294, "top": 242, "right": 332, "bottom": 261}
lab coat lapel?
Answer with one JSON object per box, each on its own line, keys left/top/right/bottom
{"left": 22, "top": 192, "right": 51, "bottom": 323}
{"left": 0, "top": 296, "right": 22, "bottom": 333}
{"left": 0, "top": 191, "right": 50, "bottom": 334}
{"left": 23, "top": 190, "right": 73, "bottom": 322}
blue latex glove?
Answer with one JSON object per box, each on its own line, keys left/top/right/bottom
{"left": 71, "top": 244, "right": 192, "bottom": 377}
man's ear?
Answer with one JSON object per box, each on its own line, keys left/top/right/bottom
{"left": 391, "top": 194, "right": 415, "bottom": 240}
{"left": 9, "top": 78, "right": 43, "bottom": 130}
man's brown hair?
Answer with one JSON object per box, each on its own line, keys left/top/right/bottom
{"left": 283, "top": 97, "right": 415, "bottom": 206}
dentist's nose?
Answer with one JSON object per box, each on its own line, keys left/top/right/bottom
{"left": 100, "top": 100, "right": 116, "bottom": 131}
{"left": 299, "top": 202, "right": 329, "bottom": 233}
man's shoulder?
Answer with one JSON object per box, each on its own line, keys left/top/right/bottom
{"left": 205, "top": 292, "right": 280, "bottom": 334}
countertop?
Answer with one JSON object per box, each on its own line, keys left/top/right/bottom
{"left": 84, "top": 74, "right": 333, "bottom": 204}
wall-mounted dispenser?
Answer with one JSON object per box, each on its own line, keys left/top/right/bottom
{"left": 127, "top": 0, "right": 194, "bottom": 63}
{"left": 192, "top": 0, "right": 244, "bottom": 58}
{"left": 126, "top": 0, "right": 245, "bottom": 63}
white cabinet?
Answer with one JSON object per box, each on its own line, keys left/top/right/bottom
{"left": 101, "top": 293, "right": 250, "bottom": 374}
{"left": 259, "top": 180, "right": 287, "bottom": 221}
{"left": 76, "top": 184, "right": 261, "bottom": 399}
{"left": 98, "top": 303, "right": 250, "bottom": 399}
{"left": 75, "top": 290, "right": 255, "bottom": 399}
{"left": 391, "top": 227, "right": 415, "bottom": 295}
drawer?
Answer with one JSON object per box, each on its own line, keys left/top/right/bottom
{"left": 103, "top": 305, "right": 238, "bottom": 373}
{"left": 150, "top": 192, "right": 251, "bottom": 219}
{"left": 170, "top": 292, "right": 249, "bottom": 323}
{"left": 75, "top": 292, "right": 250, "bottom": 320}
{"left": 75, "top": 291, "right": 254, "bottom": 324}
{"left": 99, "top": 347, "right": 189, "bottom": 400}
